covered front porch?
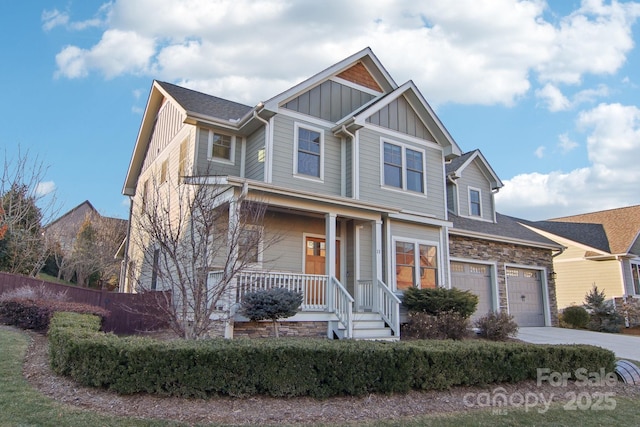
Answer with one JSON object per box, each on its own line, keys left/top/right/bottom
{"left": 209, "top": 269, "right": 400, "bottom": 340}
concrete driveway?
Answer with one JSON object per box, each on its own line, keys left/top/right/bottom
{"left": 517, "top": 327, "right": 640, "bottom": 360}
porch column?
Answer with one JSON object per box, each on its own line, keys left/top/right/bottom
{"left": 372, "top": 219, "right": 383, "bottom": 281}
{"left": 224, "top": 196, "right": 240, "bottom": 339}
{"left": 325, "top": 213, "right": 337, "bottom": 278}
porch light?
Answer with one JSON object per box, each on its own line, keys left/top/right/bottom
{"left": 548, "top": 271, "right": 557, "bottom": 281}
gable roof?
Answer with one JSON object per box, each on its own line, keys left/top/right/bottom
{"left": 449, "top": 212, "right": 563, "bottom": 250}
{"left": 548, "top": 205, "right": 640, "bottom": 255}
{"left": 264, "top": 47, "right": 397, "bottom": 111}
{"left": 446, "top": 150, "right": 503, "bottom": 190}
{"left": 523, "top": 220, "right": 610, "bottom": 253}
{"left": 156, "top": 81, "right": 252, "bottom": 122}
{"left": 46, "top": 200, "right": 97, "bottom": 228}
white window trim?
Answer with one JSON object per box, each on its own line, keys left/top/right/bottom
{"left": 379, "top": 138, "right": 427, "bottom": 196}
{"left": 391, "top": 236, "right": 440, "bottom": 291}
{"left": 630, "top": 261, "right": 640, "bottom": 295}
{"left": 293, "top": 122, "right": 325, "bottom": 182}
{"left": 468, "top": 187, "right": 482, "bottom": 217}
{"left": 204, "top": 129, "right": 236, "bottom": 165}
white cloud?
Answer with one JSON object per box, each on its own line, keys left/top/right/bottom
{"left": 534, "top": 146, "right": 546, "bottom": 158}
{"left": 49, "top": 0, "right": 640, "bottom": 106}
{"left": 42, "top": 9, "right": 69, "bottom": 31}
{"left": 536, "top": 83, "right": 571, "bottom": 111}
{"left": 496, "top": 103, "right": 640, "bottom": 219}
{"left": 557, "top": 133, "right": 579, "bottom": 153}
{"left": 35, "top": 181, "right": 56, "bottom": 197}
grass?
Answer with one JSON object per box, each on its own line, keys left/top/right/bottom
{"left": 1, "top": 327, "right": 640, "bottom": 426}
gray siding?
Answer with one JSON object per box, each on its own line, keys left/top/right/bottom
{"left": 142, "top": 101, "right": 184, "bottom": 173}
{"left": 271, "top": 114, "right": 342, "bottom": 196}
{"left": 358, "top": 222, "right": 373, "bottom": 280}
{"left": 195, "top": 128, "right": 242, "bottom": 176}
{"left": 446, "top": 184, "right": 456, "bottom": 214}
{"left": 458, "top": 161, "right": 493, "bottom": 220}
{"left": 245, "top": 127, "right": 265, "bottom": 181}
{"left": 345, "top": 138, "right": 352, "bottom": 198}
{"left": 629, "top": 236, "right": 640, "bottom": 256}
{"left": 283, "top": 80, "right": 375, "bottom": 122}
{"left": 390, "top": 221, "right": 441, "bottom": 243}
{"left": 366, "top": 96, "right": 434, "bottom": 140}
{"left": 357, "top": 127, "right": 446, "bottom": 218}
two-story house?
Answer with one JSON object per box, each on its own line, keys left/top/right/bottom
{"left": 122, "top": 48, "right": 559, "bottom": 339}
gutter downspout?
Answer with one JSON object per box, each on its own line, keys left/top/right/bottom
{"left": 446, "top": 174, "right": 459, "bottom": 214}
{"left": 341, "top": 125, "right": 357, "bottom": 199}
{"left": 121, "top": 196, "right": 134, "bottom": 293}
{"left": 253, "top": 110, "right": 271, "bottom": 183}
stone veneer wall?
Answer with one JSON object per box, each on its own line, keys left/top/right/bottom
{"left": 449, "top": 235, "right": 559, "bottom": 326}
{"left": 233, "top": 321, "right": 328, "bottom": 338}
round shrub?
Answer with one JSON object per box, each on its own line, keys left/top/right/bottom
{"left": 561, "top": 305, "right": 590, "bottom": 329}
{"left": 402, "top": 287, "right": 478, "bottom": 318}
{"left": 474, "top": 311, "right": 518, "bottom": 341}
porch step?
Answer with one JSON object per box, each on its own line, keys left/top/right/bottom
{"left": 351, "top": 314, "right": 398, "bottom": 341}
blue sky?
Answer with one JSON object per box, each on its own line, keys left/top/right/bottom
{"left": 1, "top": 0, "right": 639, "bottom": 221}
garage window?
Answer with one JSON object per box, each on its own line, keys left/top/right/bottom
{"left": 394, "top": 240, "right": 438, "bottom": 290}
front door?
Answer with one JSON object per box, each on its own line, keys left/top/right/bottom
{"left": 305, "top": 237, "right": 341, "bottom": 306}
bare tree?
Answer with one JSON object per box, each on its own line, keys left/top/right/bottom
{"left": 127, "top": 175, "right": 276, "bottom": 339}
{"left": 0, "top": 148, "right": 59, "bottom": 276}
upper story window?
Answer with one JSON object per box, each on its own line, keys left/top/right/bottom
{"left": 204, "top": 129, "right": 235, "bottom": 164}
{"left": 394, "top": 239, "right": 438, "bottom": 291}
{"left": 382, "top": 141, "right": 425, "bottom": 193}
{"left": 294, "top": 123, "right": 324, "bottom": 180}
{"left": 469, "top": 188, "right": 482, "bottom": 217}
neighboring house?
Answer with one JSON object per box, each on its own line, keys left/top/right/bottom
{"left": 523, "top": 205, "right": 640, "bottom": 309}
{"left": 445, "top": 150, "right": 562, "bottom": 326}
{"left": 45, "top": 200, "right": 127, "bottom": 289}
{"left": 121, "top": 48, "right": 559, "bottom": 339}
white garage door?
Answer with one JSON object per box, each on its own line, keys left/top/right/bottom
{"left": 451, "top": 262, "right": 492, "bottom": 321}
{"left": 506, "top": 267, "right": 545, "bottom": 327}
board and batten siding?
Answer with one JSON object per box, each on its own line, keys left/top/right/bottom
{"left": 357, "top": 127, "right": 446, "bottom": 218}
{"left": 141, "top": 100, "right": 185, "bottom": 173}
{"left": 457, "top": 162, "right": 493, "bottom": 220}
{"left": 283, "top": 80, "right": 375, "bottom": 122}
{"left": 270, "top": 114, "right": 342, "bottom": 196}
{"left": 366, "top": 95, "right": 434, "bottom": 141}
{"left": 195, "top": 127, "right": 242, "bottom": 176}
{"left": 245, "top": 127, "right": 265, "bottom": 181}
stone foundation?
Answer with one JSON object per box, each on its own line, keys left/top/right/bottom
{"left": 449, "top": 235, "right": 559, "bottom": 326}
{"left": 233, "top": 320, "right": 328, "bottom": 338}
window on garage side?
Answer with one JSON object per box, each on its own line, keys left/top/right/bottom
{"left": 632, "top": 263, "right": 640, "bottom": 294}
{"left": 469, "top": 188, "right": 481, "bottom": 217}
{"left": 394, "top": 240, "right": 438, "bottom": 290}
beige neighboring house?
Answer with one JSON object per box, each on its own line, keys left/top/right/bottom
{"left": 523, "top": 205, "right": 640, "bottom": 309}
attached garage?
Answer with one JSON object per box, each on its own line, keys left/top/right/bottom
{"left": 450, "top": 261, "right": 494, "bottom": 321}
{"left": 506, "top": 267, "right": 545, "bottom": 326}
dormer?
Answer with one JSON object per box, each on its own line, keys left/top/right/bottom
{"left": 445, "top": 150, "right": 503, "bottom": 222}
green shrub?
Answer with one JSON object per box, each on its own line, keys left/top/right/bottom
{"left": 48, "top": 312, "right": 616, "bottom": 398}
{"left": 474, "top": 311, "right": 518, "bottom": 341}
{"left": 402, "top": 287, "right": 478, "bottom": 318}
{"left": 403, "top": 311, "right": 470, "bottom": 340}
{"left": 584, "top": 285, "right": 624, "bottom": 333}
{"left": 240, "top": 288, "right": 303, "bottom": 337}
{"left": 0, "top": 298, "right": 109, "bottom": 332}
{"left": 561, "top": 305, "right": 590, "bottom": 329}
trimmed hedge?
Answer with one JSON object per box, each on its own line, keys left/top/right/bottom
{"left": 0, "top": 298, "right": 109, "bottom": 332}
{"left": 49, "top": 312, "right": 616, "bottom": 398}
{"left": 402, "top": 287, "right": 478, "bottom": 318}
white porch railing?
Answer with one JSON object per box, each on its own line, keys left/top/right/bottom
{"left": 356, "top": 279, "right": 401, "bottom": 337}
{"left": 234, "top": 271, "right": 329, "bottom": 311}
{"left": 328, "top": 276, "right": 354, "bottom": 339}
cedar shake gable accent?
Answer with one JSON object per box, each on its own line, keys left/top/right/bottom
{"left": 336, "top": 62, "right": 383, "bottom": 92}
{"left": 549, "top": 205, "right": 640, "bottom": 255}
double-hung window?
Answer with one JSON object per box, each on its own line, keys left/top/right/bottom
{"left": 294, "top": 123, "right": 324, "bottom": 180}
{"left": 394, "top": 239, "right": 438, "bottom": 290}
{"left": 204, "top": 129, "right": 235, "bottom": 163}
{"left": 469, "top": 188, "right": 482, "bottom": 217}
{"left": 632, "top": 263, "right": 640, "bottom": 295}
{"left": 382, "top": 141, "right": 425, "bottom": 193}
